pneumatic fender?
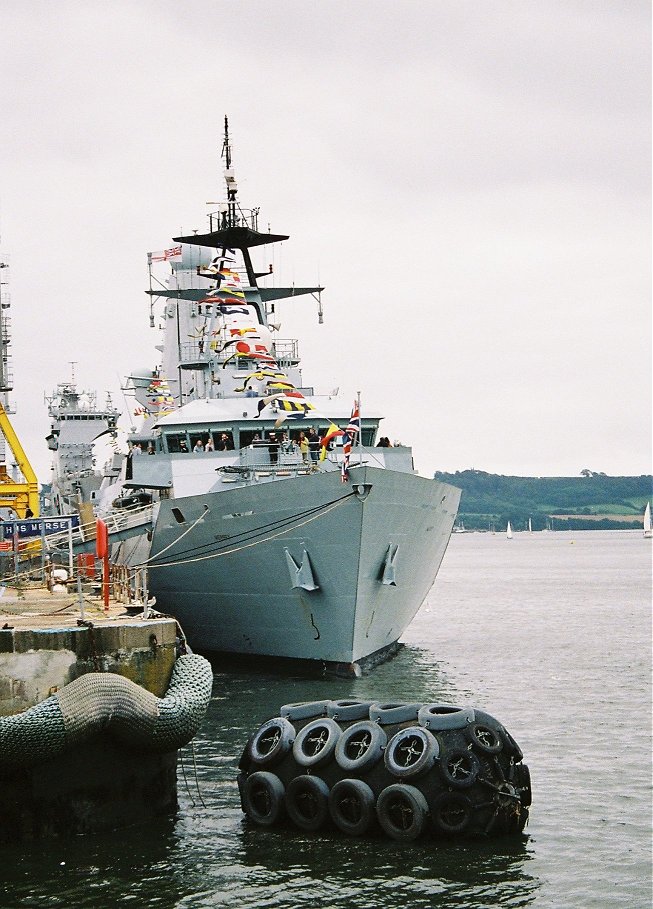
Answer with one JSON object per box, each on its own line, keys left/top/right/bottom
{"left": 285, "top": 775, "right": 330, "bottom": 831}
{"left": 328, "top": 778, "right": 376, "bottom": 836}
{"left": 334, "top": 721, "right": 387, "bottom": 774}
{"left": 293, "top": 717, "right": 341, "bottom": 768}
{"left": 242, "top": 771, "right": 286, "bottom": 826}
{"left": 384, "top": 726, "right": 439, "bottom": 779}
{"left": 247, "top": 717, "right": 295, "bottom": 767}
{"left": 376, "top": 783, "right": 429, "bottom": 841}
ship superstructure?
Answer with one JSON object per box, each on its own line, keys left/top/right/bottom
{"left": 45, "top": 376, "right": 119, "bottom": 515}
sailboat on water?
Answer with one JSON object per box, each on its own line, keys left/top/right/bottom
{"left": 506, "top": 521, "right": 513, "bottom": 540}
{"left": 644, "top": 502, "right": 652, "bottom": 539}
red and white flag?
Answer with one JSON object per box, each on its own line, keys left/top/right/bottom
{"left": 149, "top": 246, "right": 182, "bottom": 262}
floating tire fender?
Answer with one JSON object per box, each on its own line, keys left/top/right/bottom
{"left": 431, "top": 792, "right": 473, "bottom": 835}
{"left": 280, "top": 700, "right": 330, "bottom": 722}
{"left": 247, "top": 717, "right": 295, "bottom": 766}
{"left": 242, "top": 771, "right": 286, "bottom": 826}
{"left": 384, "top": 726, "right": 439, "bottom": 778}
{"left": 466, "top": 722, "right": 503, "bottom": 754}
{"left": 369, "top": 702, "right": 421, "bottom": 725}
{"left": 439, "top": 747, "right": 481, "bottom": 789}
{"left": 292, "top": 717, "right": 341, "bottom": 768}
{"left": 285, "top": 774, "right": 330, "bottom": 832}
{"left": 326, "top": 699, "right": 375, "bottom": 722}
{"left": 334, "top": 721, "right": 387, "bottom": 773}
{"left": 376, "top": 783, "right": 429, "bottom": 842}
{"left": 328, "top": 778, "right": 376, "bottom": 836}
{"left": 417, "top": 703, "right": 475, "bottom": 731}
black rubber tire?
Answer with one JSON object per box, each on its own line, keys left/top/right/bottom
{"left": 242, "top": 771, "right": 285, "bottom": 826}
{"left": 326, "top": 699, "right": 375, "bottom": 722}
{"left": 280, "top": 700, "right": 330, "bottom": 721}
{"left": 369, "top": 702, "right": 420, "bottom": 725}
{"left": 248, "top": 717, "right": 295, "bottom": 766}
{"left": 376, "top": 784, "right": 429, "bottom": 841}
{"left": 328, "top": 778, "right": 376, "bottom": 836}
{"left": 500, "top": 727, "right": 524, "bottom": 762}
{"left": 384, "top": 726, "right": 439, "bottom": 778}
{"left": 431, "top": 792, "right": 473, "bottom": 834}
{"left": 439, "top": 748, "right": 481, "bottom": 789}
{"left": 293, "top": 717, "right": 341, "bottom": 768}
{"left": 467, "top": 722, "right": 503, "bottom": 754}
{"left": 334, "top": 721, "right": 387, "bottom": 774}
{"left": 285, "top": 775, "right": 330, "bottom": 831}
{"left": 514, "top": 762, "right": 532, "bottom": 807}
{"left": 418, "top": 703, "right": 475, "bottom": 731}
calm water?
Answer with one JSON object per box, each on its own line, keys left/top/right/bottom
{"left": 1, "top": 531, "right": 651, "bottom": 908}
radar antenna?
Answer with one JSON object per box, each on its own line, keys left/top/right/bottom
{"left": 221, "top": 115, "right": 238, "bottom": 229}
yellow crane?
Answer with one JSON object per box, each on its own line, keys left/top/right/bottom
{"left": 0, "top": 403, "right": 39, "bottom": 518}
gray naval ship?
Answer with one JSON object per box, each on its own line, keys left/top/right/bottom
{"left": 69, "top": 120, "right": 460, "bottom": 675}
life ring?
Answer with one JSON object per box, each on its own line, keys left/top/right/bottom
{"left": 439, "top": 748, "right": 481, "bottom": 789}
{"left": 369, "top": 702, "right": 420, "bottom": 725}
{"left": 328, "top": 778, "right": 376, "bottom": 836}
{"left": 242, "top": 771, "right": 285, "bottom": 826}
{"left": 376, "top": 784, "right": 429, "bottom": 841}
{"left": 292, "top": 718, "right": 341, "bottom": 768}
{"left": 334, "top": 721, "right": 387, "bottom": 773}
{"left": 384, "top": 726, "right": 439, "bottom": 778}
{"left": 285, "top": 775, "right": 330, "bottom": 832}
{"left": 514, "top": 763, "right": 532, "bottom": 807}
{"left": 280, "top": 700, "right": 330, "bottom": 722}
{"left": 467, "top": 723, "right": 503, "bottom": 754}
{"left": 247, "top": 717, "right": 295, "bottom": 766}
{"left": 431, "top": 792, "right": 472, "bottom": 834}
{"left": 326, "top": 699, "right": 375, "bottom": 722}
{"left": 418, "top": 703, "right": 475, "bottom": 731}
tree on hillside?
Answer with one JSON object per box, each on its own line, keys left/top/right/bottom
{"left": 580, "top": 469, "right": 593, "bottom": 477}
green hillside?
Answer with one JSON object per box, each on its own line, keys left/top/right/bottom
{"left": 434, "top": 470, "right": 653, "bottom": 531}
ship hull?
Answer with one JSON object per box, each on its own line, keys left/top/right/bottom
{"left": 146, "top": 466, "right": 460, "bottom": 668}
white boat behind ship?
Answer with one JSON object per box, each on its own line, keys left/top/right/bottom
{"left": 644, "top": 502, "right": 652, "bottom": 539}
{"left": 506, "top": 521, "right": 513, "bottom": 540}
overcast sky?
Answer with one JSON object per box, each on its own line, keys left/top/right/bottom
{"left": 0, "top": 0, "right": 650, "bottom": 483}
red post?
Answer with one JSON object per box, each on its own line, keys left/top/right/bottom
{"left": 95, "top": 519, "right": 110, "bottom": 612}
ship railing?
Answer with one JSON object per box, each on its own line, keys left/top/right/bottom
{"left": 178, "top": 339, "right": 300, "bottom": 368}
{"left": 41, "top": 503, "right": 156, "bottom": 554}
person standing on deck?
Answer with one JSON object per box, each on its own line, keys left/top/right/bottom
{"left": 307, "top": 427, "right": 320, "bottom": 463}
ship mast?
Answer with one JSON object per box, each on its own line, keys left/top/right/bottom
{"left": 222, "top": 115, "right": 238, "bottom": 230}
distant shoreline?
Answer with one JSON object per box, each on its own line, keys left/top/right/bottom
{"left": 434, "top": 469, "right": 652, "bottom": 532}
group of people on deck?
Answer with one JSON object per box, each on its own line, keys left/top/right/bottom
{"left": 258, "top": 427, "right": 321, "bottom": 465}
{"left": 192, "top": 434, "right": 233, "bottom": 453}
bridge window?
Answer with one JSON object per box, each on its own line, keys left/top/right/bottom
{"left": 166, "top": 433, "right": 189, "bottom": 453}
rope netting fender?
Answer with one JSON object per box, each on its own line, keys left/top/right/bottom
{"left": 0, "top": 654, "right": 213, "bottom": 766}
